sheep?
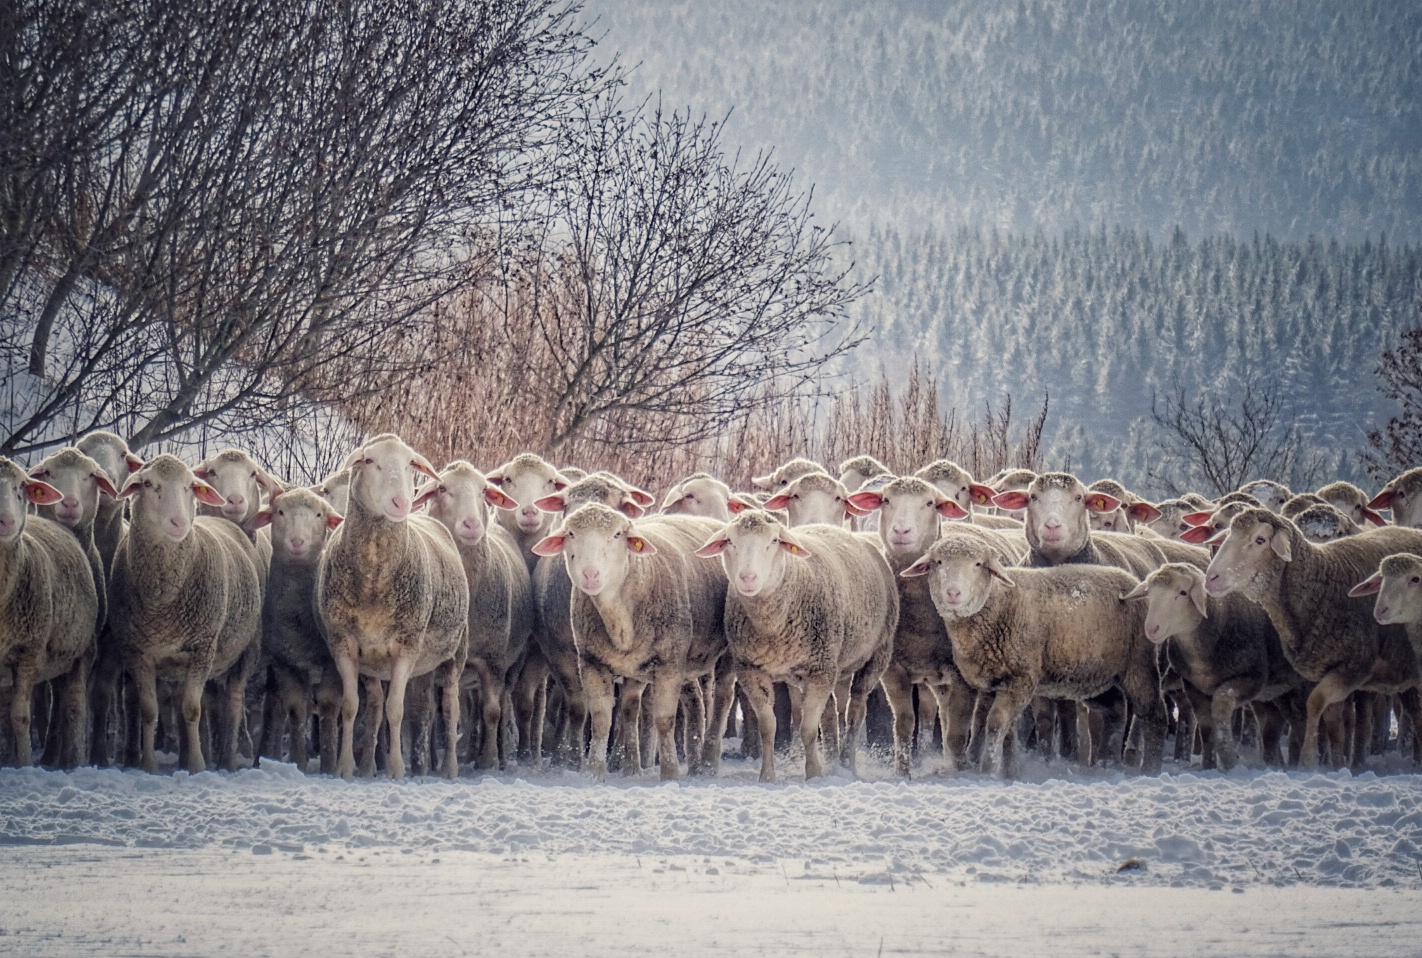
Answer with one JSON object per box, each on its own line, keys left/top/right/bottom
{"left": 1281, "top": 492, "right": 1329, "bottom": 519}
{"left": 311, "top": 468, "right": 352, "bottom": 515}
{"left": 0, "top": 458, "right": 100, "bottom": 768}
{"left": 694, "top": 510, "right": 898, "bottom": 782}
{"left": 486, "top": 453, "right": 569, "bottom": 569}
{"left": 848, "top": 477, "right": 1021, "bottom": 773}
{"left": 1121, "top": 563, "right": 1303, "bottom": 769}
{"left": 660, "top": 472, "right": 738, "bottom": 521}
{"left": 107, "top": 455, "right": 263, "bottom": 773}
{"left": 1203, "top": 508, "right": 1422, "bottom": 769}
{"left": 750, "top": 457, "right": 827, "bottom": 491}
{"left": 838, "top": 455, "right": 891, "bottom": 496}
{"left": 315, "top": 434, "right": 468, "bottom": 779}
{"left": 761, "top": 471, "right": 863, "bottom": 527}
{"left": 1317, "top": 481, "right": 1388, "bottom": 529}
{"left": 989, "top": 468, "right": 1037, "bottom": 519}
{"left": 901, "top": 525, "right": 1166, "bottom": 777}
{"left": 1350, "top": 553, "right": 1422, "bottom": 661}
{"left": 194, "top": 448, "right": 284, "bottom": 537}
{"left": 249, "top": 488, "right": 343, "bottom": 773}
{"left": 1085, "top": 479, "right": 1163, "bottom": 534}
{"left": 418, "top": 461, "right": 534, "bottom": 771}
{"left": 1143, "top": 498, "right": 1208, "bottom": 540}
{"left": 915, "top": 459, "right": 1018, "bottom": 530}
{"left": 532, "top": 503, "right": 727, "bottom": 780}
{"left": 1236, "top": 479, "right": 1291, "bottom": 514}
{"left": 1293, "top": 503, "right": 1364, "bottom": 543}
{"left": 1368, "top": 468, "right": 1422, "bottom": 529}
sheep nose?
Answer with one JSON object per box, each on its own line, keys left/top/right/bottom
{"left": 459, "top": 518, "right": 481, "bottom": 537}
{"left": 0, "top": 515, "right": 15, "bottom": 537}
{"left": 226, "top": 493, "right": 245, "bottom": 507}
{"left": 1375, "top": 604, "right": 1390, "bottom": 621}
{"left": 579, "top": 569, "right": 602, "bottom": 590}
{"left": 738, "top": 571, "right": 758, "bottom": 587}
{"left": 391, "top": 495, "right": 409, "bottom": 513}
{"left": 1146, "top": 623, "right": 1160, "bottom": 640}
{"left": 1043, "top": 518, "right": 1062, "bottom": 529}
{"left": 289, "top": 536, "right": 307, "bottom": 552}
{"left": 943, "top": 587, "right": 961, "bottom": 604}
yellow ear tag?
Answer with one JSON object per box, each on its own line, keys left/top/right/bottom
{"left": 631, "top": 539, "right": 644, "bottom": 553}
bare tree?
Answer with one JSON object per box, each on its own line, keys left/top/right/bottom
{"left": 1362, "top": 324, "right": 1422, "bottom": 479}
{"left": 2, "top": 0, "right": 604, "bottom": 457}
{"left": 1149, "top": 380, "right": 1325, "bottom": 495}
{"left": 504, "top": 94, "right": 869, "bottom": 455}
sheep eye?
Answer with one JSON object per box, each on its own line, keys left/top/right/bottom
{"left": 1255, "top": 535, "right": 1266, "bottom": 545}
{"left": 1179, "top": 589, "right": 1188, "bottom": 597}
{"left": 1029, "top": 494, "right": 1037, "bottom": 502}
{"left": 1412, "top": 576, "right": 1421, "bottom": 585}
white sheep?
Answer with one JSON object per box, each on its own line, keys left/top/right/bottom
{"left": 695, "top": 510, "right": 898, "bottom": 781}
{"left": 418, "top": 461, "right": 535, "bottom": 771}
{"left": 1236, "top": 479, "right": 1292, "bottom": 514}
{"left": 1204, "top": 508, "right": 1422, "bottom": 769}
{"left": 660, "top": 472, "right": 741, "bottom": 521}
{"left": 760, "top": 471, "right": 864, "bottom": 527}
{"left": 750, "top": 457, "right": 828, "bottom": 490}
{"left": 315, "top": 434, "right": 469, "bottom": 779}
{"left": 0, "top": 458, "right": 100, "bottom": 768}
{"left": 1316, "top": 481, "right": 1387, "bottom": 529}
{"left": 901, "top": 526, "right": 1166, "bottom": 778}
{"left": 1368, "top": 468, "right": 1422, "bottom": 529}
{"left": 107, "top": 455, "right": 263, "bottom": 773}
{"left": 533, "top": 504, "right": 727, "bottom": 780}
{"left": 249, "top": 487, "right": 344, "bottom": 773}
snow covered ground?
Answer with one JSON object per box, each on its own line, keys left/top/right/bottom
{"left": 3, "top": 748, "right": 1421, "bottom": 957}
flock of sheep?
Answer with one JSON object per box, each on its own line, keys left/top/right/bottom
{"left": 4, "top": 429, "right": 1422, "bottom": 783}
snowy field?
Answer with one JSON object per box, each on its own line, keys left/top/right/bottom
{"left": 3, "top": 747, "right": 1422, "bottom": 957}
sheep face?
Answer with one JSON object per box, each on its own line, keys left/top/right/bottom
{"left": 1203, "top": 510, "right": 1291, "bottom": 600}
{"left": 694, "top": 511, "right": 809, "bottom": 598}
{"left": 996, "top": 473, "right": 1118, "bottom": 562}
{"left": 763, "top": 472, "right": 856, "bottom": 527}
{"left": 1122, "top": 565, "right": 1208, "bottom": 645}
{"left": 1143, "top": 500, "right": 1195, "bottom": 540}
{"left": 900, "top": 536, "right": 1014, "bottom": 619}
{"left": 1368, "top": 469, "right": 1422, "bottom": 529}
{"left": 312, "top": 469, "right": 351, "bottom": 515}
{"left": 257, "top": 488, "right": 340, "bottom": 560}
{"left": 0, "top": 458, "right": 63, "bottom": 543}
{"left": 346, "top": 434, "right": 438, "bottom": 522}
{"left": 29, "top": 448, "right": 117, "bottom": 531}
{"left": 118, "top": 455, "right": 224, "bottom": 543}
{"left": 750, "top": 458, "right": 825, "bottom": 491}
{"left": 1294, "top": 504, "right": 1362, "bottom": 544}
{"left": 75, "top": 431, "right": 141, "bottom": 490}
{"left": 488, "top": 453, "right": 566, "bottom": 537}
{"left": 194, "top": 449, "right": 278, "bottom": 524}
{"left": 1350, "top": 554, "right": 1422, "bottom": 626}
{"left": 533, "top": 503, "right": 655, "bottom": 598}
{"left": 660, "top": 474, "right": 733, "bottom": 520}
{"left": 850, "top": 476, "right": 966, "bottom": 555}
{"left": 538, "top": 473, "right": 644, "bottom": 525}
{"left": 914, "top": 460, "right": 995, "bottom": 517}
{"left": 420, "top": 462, "right": 511, "bottom": 547}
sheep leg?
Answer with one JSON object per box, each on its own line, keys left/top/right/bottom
{"left": 88, "top": 642, "right": 122, "bottom": 767}
{"left": 982, "top": 682, "right": 1033, "bottom": 779}
{"left": 648, "top": 672, "right": 684, "bottom": 781}
{"left": 699, "top": 658, "right": 736, "bottom": 776}
{"left": 315, "top": 672, "right": 342, "bottom": 776}
{"left": 333, "top": 650, "right": 361, "bottom": 779}
{"left": 469, "top": 660, "right": 503, "bottom": 771}
{"left": 1251, "top": 700, "right": 1285, "bottom": 767}
{"left": 1181, "top": 684, "right": 1214, "bottom": 769}
{"left": 915, "top": 685, "right": 940, "bottom": 758}
{"left": 57, "top": 651, "right": 93, "bottom": 770}
{"left": 797, "top": 680, "right": 833, "bottom": 780}
{"left": 258, "top": 666, "right": 286, "bottom": 764}
{"left": 8, "top": 656, "right": 40, "bottom": 767}
{"left": 682, "top": 678, "right": 708, "bottom": 776}
{"left": 179, "top": 667, "right": 207, "bottom": 775}
{"left": 1302, "top": 672, "right": 1364, "bottom": 770}
{"left": 738, "top": 669, "right": 778, "bottom": 782}
{"left": 580, "top": 667, "right": 616, "bottom": 780}
{"left": 932, "top": 681, "right": 976, "bottom": 771}
{"left": 382, "top": 656, "right": 415, "bottom": 780}
{"left": 879, "top": 664, "right": 915, "bottom": 777}
{"left": 513, "top": 650, "right": 549, "bottom": 765}
{"left": 439, "top": 659, "right": 461, "bottom": 780}
{"left": 1397, "top": 688, "right": 1422, "bottom": 767}
{"left": 614, "top": 679, "right": 646, "bottom": 775}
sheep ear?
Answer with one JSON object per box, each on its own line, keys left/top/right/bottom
{"left": 695, "top": 536, "right": 730, "bottom": 558}
{"left": 1189, "top": 579, "right": 1210, "bottom": 618}
{"left": 969, "top": 483, "right": 997, "bottom": 507}
{"left": 1120, "top": 581, "right": 1150, "bottom": 601}
{"left": 777, "top": 529, "right": 812, "bottom": 558}
{"left": 192, "top": 480, "right": 226, "bottom": 507}
{"left": 1179, "top": 526, "right": 1214, "bottom": 544}
{"left": 763, "top": 493, "right": 792, "bottom": 511}
{"left": 847, "top": 491, "right": 884, "bottom": 513}
{"left": 1084, "top": 493, "right": 1121, "bottom": 514}
{"left": 483, "top": 486, "right": 518, "bottom": 511}
{"left": 660, "top": 495, "right": 685, "bottom": 514}
{"left": 934, "top": 497, "right": 968, "bottom": 520}
{"left": 1361, "top": 508, "right": 1388, "bottom": 527}
{"left": 551, "top": 476, "right": 569, "bottom": 492}
{"left": 1367, "top": 490, "right": 1394, "bottom": 511}
{"left": 92, "top": 471, "right": 120, "bottom": 499}
{"left": 325, "top": 511, "right": 343, "bottom": 529}
{"left": 992, "top": 490, "right": 1029, "bottom": 511}
{"left": 250, "top": 508, "right": 275, "bottom": 530}
{"left": 254, "top": 468, "right": 285, "bottom": 495}
{"left": 1349, "top": 573, "right": 1383, "bottom": 598}
{"left": 1204, "top": 530, "right": 1228, "bottom": 546}
{"left": 985, "top": 555, "right": 1016, "bottom": 587}
{"left": 900, "top": 556, "right": 932, "bottom": 578}
{"left": 1182, "top": 511, "right": 1215, "bottom": 527}
{"left": 726, "top": 497, "right": 756, "bottom": 514}
{"left": 117, "top": 476, "right": 144, "bottom": 499}
{"left": 626, "top": 486, "right": 655, "bottom": 507}
{"left": 124, "top": 453, "right": 144, "bottom": 473}
{"left": 23, "top": 478, "right": 64, "bottom": 506}
{"left": 412, "top": 484, "right": 441, "bottom": 509}
{"left": 617, "top": 499, "right": 646, "bottom": 519}
{"left": 750, "top": 472, "right": 775, "bottom": 490}
{"left": 531, "top": 534, "right": 566, "bottom": 557}
{"left": 1268, "top": 528, "right": 1293, "bottom": 562}
{"left": 533, "top": 493, "right": 566, "bottom": 513}
{"left": 1128, "top": 501, "right": 1163, "bottom": 523}
{"left": 411, "top": 458, "right": 440, "bottom": 481}
{"left": 625, "top": 535, "right": 657, "bottom": 556}
{"left": 192, "top": 464, "right": 215, "bottom": 480}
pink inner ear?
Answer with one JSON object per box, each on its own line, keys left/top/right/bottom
{"left": 1362, "top": 509, "right": 1387, "bottom": 527}
{"left": 533, "top": 494, "right": 566, "bottom": 513}
{"left": 531, "top": 534, "right": 566, "bottom": 557}
{"left": 1367, "top": 491, "right": 1393, "bottom": 510}
{"left": 969, "top": 483, "right": 997, "bottom": 506}
{"left": 694, "top": 538, "right": 729, "bottom": 558}
{"left": 618, "top": 500, "right": 647, "bottom": 519}
{"left": 24, "top": 479, "right": 64, "bottom": 506}
{"left": 847, "top": 491, "right": 884, "bottom": 512}
{"left": 93, "top": 473, "right": 120, "bottom": 499}
{"left": 935, "top": 499, "right": 968, "bottom": 520}
{"left": 250, "top": 509, "right": 274, "bottom": 530}
{"left": 1347, "top": 575, "right": 1382, "bottom": 598}
{"left": 1128, "top": 502, "right": 1163, "bottom": 523}
{"left": 125, "top": 454, "right": 144, "bottom": 473}
{"left": 763, "top": 494, "right": 792, "bottom": 510}
{"left": 1179, "top": 526, "right": 1213, "bottom": 544}
{"left": 326, "top": 512, "right": 344, "bottom": 530}
{"left": 412, "top": 486, "right": 440, "bottom": 509}
{"left": 1182, "top": 511, "right": 1215, "bottom": 527}
{"left": 484, "top": 486, "right": 518, "bottom": 511}
{"left": 192, "top": 481, "right": 226, "bottom": 507}
{"left": 992, "top": 490, "right": 1029, "bottom": 511}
